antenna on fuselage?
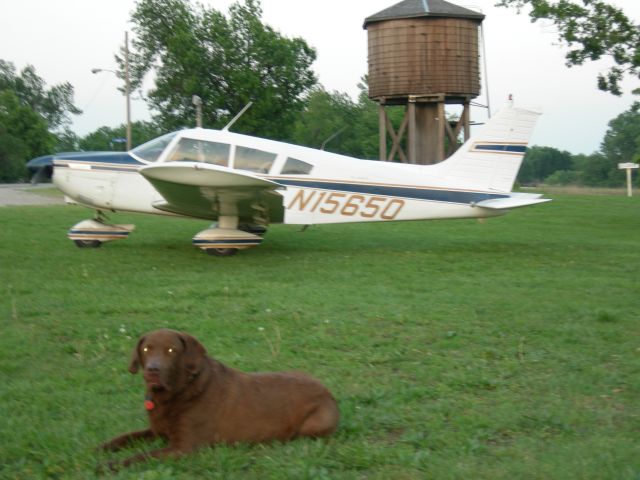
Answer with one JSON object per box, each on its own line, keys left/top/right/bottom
{"left": 320, "top": 126, "right": 347, "bottom": 151}
{"left": 222, "top": 102, "right": 253, "bottom": 132}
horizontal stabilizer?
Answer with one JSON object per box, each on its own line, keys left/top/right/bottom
{"left": 474, "top": 193, "right": 551, "bottom": 210}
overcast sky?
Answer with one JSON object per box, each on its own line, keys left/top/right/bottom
{"left": 2, "top": 0, "right": 639, "bottom": 155}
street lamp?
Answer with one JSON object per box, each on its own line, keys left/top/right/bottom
{"left": 91, "top": 32, "right": 132, "bottom": 150}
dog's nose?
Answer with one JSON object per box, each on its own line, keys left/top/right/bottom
{"left": 146, "top": 361, "right": 160, "bottom": 373}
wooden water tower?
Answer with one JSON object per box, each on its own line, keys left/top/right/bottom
{"left": 364, "top": 0, "right": 485, "bottom": 164}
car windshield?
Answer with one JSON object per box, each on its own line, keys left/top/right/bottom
{"left": 131, "top": 132, "right": 178, "bottom": 163}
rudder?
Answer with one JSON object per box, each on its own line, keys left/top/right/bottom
{"left": 434, "top": 105, "right": 541, "bottom": 193}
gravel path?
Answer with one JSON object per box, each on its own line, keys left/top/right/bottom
{"left": 0, "top": 184, "right": 65, "bottom": 207}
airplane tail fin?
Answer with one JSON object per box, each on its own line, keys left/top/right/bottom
{"left": 434, "top": 105, "right": 541, "bottom": 193}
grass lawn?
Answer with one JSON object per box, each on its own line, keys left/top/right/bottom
{"left": 1, "top": 193, "right": 639, "bottom": 479}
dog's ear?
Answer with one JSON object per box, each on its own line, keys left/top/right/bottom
{"left": 128, "top": 335, "right": 145, "bottom": 374}
{"left": 179, "top": 332, "right": 207, "bottom": 375}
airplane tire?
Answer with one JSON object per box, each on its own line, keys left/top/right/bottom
{"left": 206, "top": 248, "right": 238, "bottom": 257}
{"left": 74, "top": 239, "right": 102, "bottom": 248}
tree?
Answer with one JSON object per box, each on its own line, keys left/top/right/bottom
{"left": 601, "top": 102, "right": 640, "bottom": 165}
{"left": 0, "top": 60, "right": 81, "bottom": 130}
{"left": 291, "top": 86, "right": 383, "bottom": 159}
{"left": 0, "top": 60, "right": 81, "bottom": 181}
{"left": 517, "top": 145, "right": 573, "bottom": 184}
{"left": 79, "top": 121, "right": 163, "bottom": 151}
{"left": 572, "top": 152, "right": 618, "bottom": 186}
{"left": 496, "top": 0, "right": 640, "bottom": 95}
{"left": 291, "top": 88, "right": 357, "bottom": 151}
{"left": 574, "top": 102, "right": 640, "bottom": 186}
{"left": 543, "top": 169, "right": 579, "bottom": 185}
{"left": 0, "top": 90, "right": 54, "bottom": 182}
{"left": 291, "top": 79, "right": 406, "bottom": 160}
{"left": 123, "top": 0, "right": 317, "bottom": 139}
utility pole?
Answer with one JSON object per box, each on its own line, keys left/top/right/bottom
{"left": 192, "top": 95, "right": 203, "bottom": 128}
{"left": 124, "top": 31, "right": 132, "bottom": 150}
{"left": 91, "top": 31, "right": 133, "bottom": 150}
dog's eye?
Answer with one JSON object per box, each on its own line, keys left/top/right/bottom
{"left": 142, "top": 346, "right": 150, "bottom": 353}
{"left": 167, "top": 347, "right": 174, "bottom": 354}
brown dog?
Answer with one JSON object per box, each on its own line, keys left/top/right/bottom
{"left": 100, "top": 329, "right": 339, "bottom": 467}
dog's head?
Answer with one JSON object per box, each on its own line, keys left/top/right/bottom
{"left": 129, "top": 329, "right": 207, "bottom": 392}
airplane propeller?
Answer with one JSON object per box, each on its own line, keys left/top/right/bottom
{"left": 26, "top": 154, "right": 55, "bottom": 184}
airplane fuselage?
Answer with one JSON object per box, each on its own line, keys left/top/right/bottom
{"left": 42, "top": 105, "right": 548, "bottom": 255}
{"left": 53, "top": 129, "right": 509, "bottom": 225}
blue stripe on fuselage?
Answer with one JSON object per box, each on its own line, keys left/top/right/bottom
{"left": 53, "top": 152, "right": 143, "bottom": 166}
{"left": 474, "top": 144, "right": 527, "bottom": 153}
{"left": 273, "top": 178, "right": 509, "bottom": 204}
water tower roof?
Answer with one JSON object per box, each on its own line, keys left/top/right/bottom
{"left": 364, "top": 0, "right": 484, "bottom": 28}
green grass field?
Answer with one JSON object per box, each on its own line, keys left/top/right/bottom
{"left": 1, "top": 193, "right": 639, "bottom": 479}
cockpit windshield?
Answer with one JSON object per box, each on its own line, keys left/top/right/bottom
{"left": 131, "top": 132, "right": 178, "bottom": 163}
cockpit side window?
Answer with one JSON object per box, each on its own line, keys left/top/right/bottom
{"left": 131, "top": 132, "right": 178, "bottom": 163}
{"left": 234, "top": 146, "right": 277, "bottom": 173}
{"left": 167, "top": 138, "right": 230, "bottom": 167}
{"left": 281, "top": 157, "right": 313, "bottom": 175}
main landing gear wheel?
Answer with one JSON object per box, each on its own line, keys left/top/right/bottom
{"left": 73, "top": 239, "right": 102, "bottom": 248}
{"left": 205, "top": 248, "right": 238, "bottom": 257}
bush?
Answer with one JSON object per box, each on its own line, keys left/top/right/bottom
{"left": 544, "top": 170, "right": 580, "bottom": 185}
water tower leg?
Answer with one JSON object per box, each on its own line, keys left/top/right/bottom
{"left": 437, "top": 102, "right": 446, "bottom": 160}
{"left": 408, "top": 100, "right": 417, "bottom": 164}
{"left": 378, "top": 102, "right": 387, "bottom": 161}
{"left": 462, "top": 101, "right": 471, "bottom": 141}
{"left": 413, "top": 102, "right": 445, "bottom": 164}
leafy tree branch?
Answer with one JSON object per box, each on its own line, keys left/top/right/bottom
{"left": 496, "top": 0, "right": 639, "bottom": 95}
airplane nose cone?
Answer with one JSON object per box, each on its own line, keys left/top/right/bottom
{"left": 26, "top": 154, "right": 56, "bottom": 183}
{"left": 26, "top": 154, "right": 55, "bottom": 171}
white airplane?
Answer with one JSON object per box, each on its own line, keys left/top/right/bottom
{"left": 35, "top": 104, "right": 549, "bottom": 256}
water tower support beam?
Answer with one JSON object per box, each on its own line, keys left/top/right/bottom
{"left": 378, "top": 102, "right": 409, "bottom": 162}
{"left": 408, "top": 98, "right": 417, "bottom": 163}
{"left": 387, "top": 111, "right": 409, "bottom": 162}
{"left": 378, "top": 101, "right": 387, "bottom": 161}
{"left": 386, "top": 114, "right": 409, "bottom": 162}
{"left": 463, "top": 101, "right": 471, "bottom": 141}
{"left": 444, "top": 101, "right": 472, "bottom": 157}
{"left": 378, "top": 97, "right": 474, "bottom": 163}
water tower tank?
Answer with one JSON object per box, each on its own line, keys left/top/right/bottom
{"left": 364, "top": 0, "right": 485, "bottom": 163}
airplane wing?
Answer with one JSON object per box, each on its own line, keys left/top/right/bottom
{"left": 474, "top": 192, "right": 551, "bottom": 210}
{"left": 139, "top": 161, "right": 285, "bottom": 223}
